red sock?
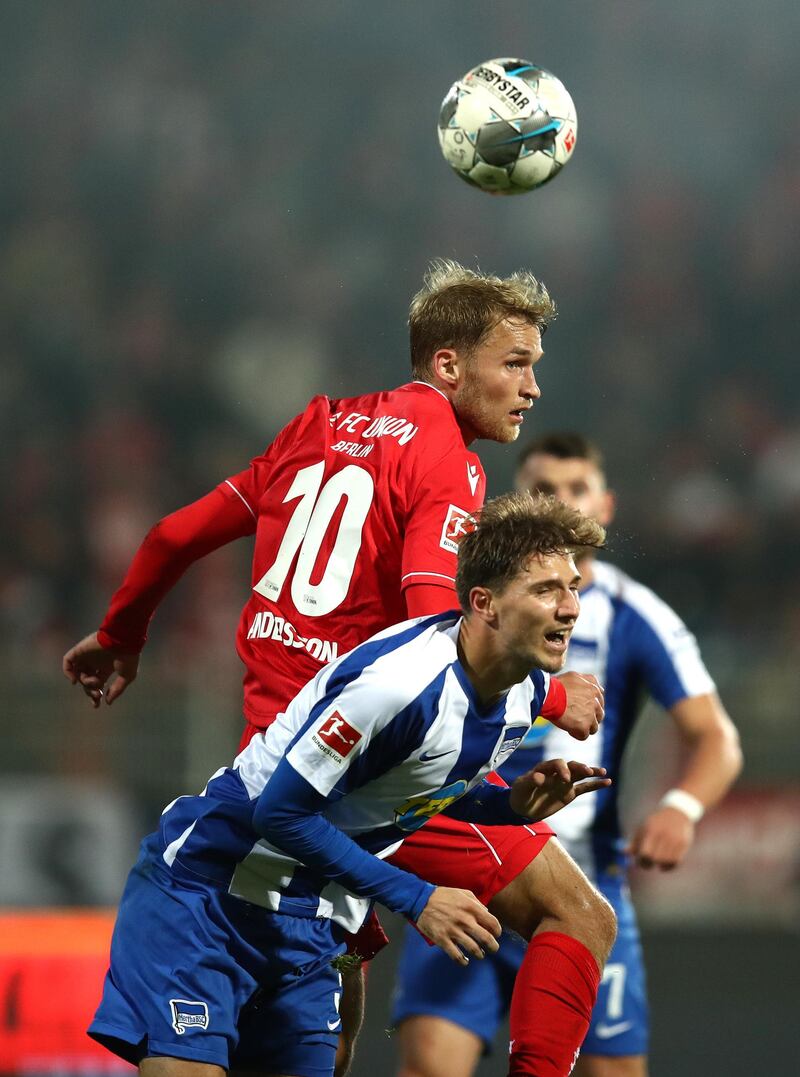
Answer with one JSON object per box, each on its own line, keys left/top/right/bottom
{"left": 508, "top": 931, "right": 601, "bottom": 1077}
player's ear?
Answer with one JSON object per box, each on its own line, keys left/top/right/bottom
{"left": 469, "top": 586, "right": 497, "bottom": 624}
{"left": 431, "top": 347, "right": 462, "bottom": 389}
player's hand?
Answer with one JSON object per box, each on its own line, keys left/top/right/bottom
{"left": 416, "top": 887, "right": 501, "bottom": 966}
{"left": 62, "top": 632, "right": 140, "bottom": 708}
{"left": 509, "top": 759, "right": 611, "bottom": 821}
{"left": 551, "top": 672, "right": 604, "bottom": 740}
{"left": 626, "top": 807, "right": 695, "bottom": 871}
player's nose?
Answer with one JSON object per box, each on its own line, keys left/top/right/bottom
{"left": 559, "top": 590, "right": 580, "bottom": 620}
{"left": 520, "top": 368, "right": 540, "bottom": 401}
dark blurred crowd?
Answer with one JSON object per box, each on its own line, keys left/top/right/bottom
{"left": 2, "top": 2, "right": 798, "bottom": 742}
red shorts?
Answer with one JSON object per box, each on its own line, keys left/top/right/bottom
{"left": 344, "top": 816, "right": 552, "bottom": 961}
{"left": 387, "top": 814, "right": 554, "bottom": 907}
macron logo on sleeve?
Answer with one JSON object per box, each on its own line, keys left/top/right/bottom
{"left": 466, "top": 462, "right": 480, "bottom": 495}
{"left": 312, "top": 711, "right": 363, "bottom": 764}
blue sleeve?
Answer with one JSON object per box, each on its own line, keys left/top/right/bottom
{"left": 616, "top": 603, "right": 705, "bottom": 710}
{"left": 252, "top": 757, "right": 434, "bottom": 922}
{"left": 529, "top": 668, "right": 549, "bottom": 718}
{"left": 443, "top": 779, "right": 529, "bottom": 825}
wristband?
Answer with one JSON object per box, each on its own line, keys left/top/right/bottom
{"left": 658, "top": 788, "right": 705, "bottom": 823}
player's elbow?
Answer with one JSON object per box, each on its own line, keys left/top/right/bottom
{"left": 705, "top": 704, "right": 744, "bottom": 785}
{"left": 143, "top": 515, "right": 186, "bottom": 555}
{"left": 722, "top": 717, "right": 744, "bottom": 781}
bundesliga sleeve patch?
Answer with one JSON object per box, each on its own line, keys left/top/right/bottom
{"left": 312, "top": 711, "right": 363, "bottom": 764}
{"left": 440, "top": 504, "right": 473, "bottom": 554}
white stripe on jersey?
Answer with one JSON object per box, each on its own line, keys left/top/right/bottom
{"left": 228, "top": 842, "right": 298, "bottom": 910}
{"left": 224, "top": 478, "right": 257, "bottom": 520}
{"left": 162, "top": 822, "right": 196, "bottom": 868}
{"left": 285, "top": 619, "right": 461, "bottom": 801}
{"left": 400, "top": 570, "right": 457, "bottom": 584}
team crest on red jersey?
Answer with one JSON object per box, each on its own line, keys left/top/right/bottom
{"left": 440, "top": 504, "right": 474, "bottom": 554}
{"left": 312, "top": 711, "right": 363, "bottom": 763}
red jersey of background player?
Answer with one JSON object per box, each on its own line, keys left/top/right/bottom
{"left": 98, "top": 382, "right": 485, "bottom": 729}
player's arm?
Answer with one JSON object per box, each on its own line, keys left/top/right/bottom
{"left": 253, "top": 760, "right": 500, "bottom": 963}
{"left": 63, "top": 483, "right": 256, "bottom": 707}
{"left": 628, "top": 691, "right": 742, "bottom": 870}
{"left": 404, "top": 582, "right": 459, "bottom": 618}
{"left": 444, "top": 762, "right": 611, "bottom": 825}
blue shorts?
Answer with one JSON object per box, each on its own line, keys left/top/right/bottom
{"left": 90, "top": 845, "right": 345, "bottom": 1075}
{"left": 391, "top": 876, "right": 649, "bottom": 1059}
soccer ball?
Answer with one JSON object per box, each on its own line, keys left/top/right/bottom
{"left": 438, "top": 58, "right": 578, "bottom": 194}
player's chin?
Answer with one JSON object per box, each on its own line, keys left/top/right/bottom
{"left": 494, "top": 422, "right": 521, "bottom": 444}
{"left": 532, "top": 650, "right": 567, "bottom": 675}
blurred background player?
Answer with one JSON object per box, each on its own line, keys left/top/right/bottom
{"left": 63, "top": 266, "right": 606, "bottom": 1075}
{"left": 392, "top": 431, "right": 743, "bottom": 1077}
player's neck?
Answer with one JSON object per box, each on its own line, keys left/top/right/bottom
{"left": 420, "top": 377, "right": 477, "bottom": 446}
{"left": 457, "top": 621, "right": 527, "bottom": 708}
{"left": 452, "top": 405, "right": 479, "bottom": 447}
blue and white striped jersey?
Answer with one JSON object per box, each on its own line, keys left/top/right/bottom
{"left": 497, "top": 561, "right": 715, "bottom": 881}
{"left": 152, "top": 611, "right": 549, "bottom": 932}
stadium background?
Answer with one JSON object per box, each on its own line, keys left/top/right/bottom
{"left": 1, "top": 1, "right": 797, "bottom": 1072}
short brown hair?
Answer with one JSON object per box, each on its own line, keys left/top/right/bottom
{"left": 409, "top": 259, "right": 557, "bottom": 380}
{"left": 517, "top": 431, "right": 605, "bottom": 473}
{"left": 455, "top": 491, "right": 605, "bottom": 611}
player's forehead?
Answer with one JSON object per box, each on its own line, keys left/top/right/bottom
{"left": 518, "top": 453, "right": 604, "bottom": 489}
{"left": 476, "top": 316, "right": 542, "bottom": 358}
{"left": 515, "top": 548, "right": 579, "bottom": 586}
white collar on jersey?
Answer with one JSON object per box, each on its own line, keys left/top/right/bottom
{"left": 411, "top": 380, "right": 450, "bottom": 403}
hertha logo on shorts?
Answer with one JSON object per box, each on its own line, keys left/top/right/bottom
{"left": 169, "top": 998, "right": 209, "bottom": 1035}
{"left": 312, "top": 711, "right": 363, "bottom": 763}
{"left": 440, "top": 504, "right": 473, "bottom": 553}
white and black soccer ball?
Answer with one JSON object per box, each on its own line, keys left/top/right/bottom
{"left": 438, "top": 58, "right": 578, "bottom": 194}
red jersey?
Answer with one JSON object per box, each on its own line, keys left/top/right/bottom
{"left": 223, "top": 382, "right": 485, "bottom": 726}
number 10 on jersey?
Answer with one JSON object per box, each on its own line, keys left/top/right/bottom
{"left": 253, "top": 462, "right": 375, "bottom": 618}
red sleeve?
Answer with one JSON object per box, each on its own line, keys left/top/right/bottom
{"left": 400, "top": 453, "right": 485, "bottom": 594}
{"left": 97, "top": 484, "right": 255, "bottom": 652}
{"left": 540, "top": 676, "right": 567, "bottom": 720}
{"left": 404, "top": 582, "right": 459, "bottom": 618}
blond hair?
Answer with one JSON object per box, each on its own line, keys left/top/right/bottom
{"left": 455, "top": 491, "right": 605, "bottom": 611}
{"left": 408, "top": 259, "right": 557, "bottom": 379}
